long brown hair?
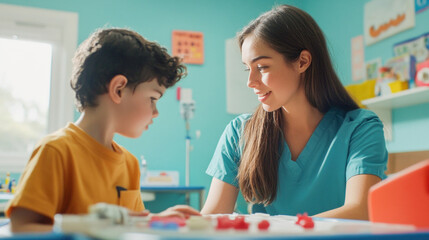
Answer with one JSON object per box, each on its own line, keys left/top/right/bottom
{"left": 237, "top": 5, "right": 359, "bottom": 205}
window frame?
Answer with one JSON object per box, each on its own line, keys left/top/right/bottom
{"left": 0, "top": 3, "right": 78, "bottom": 172}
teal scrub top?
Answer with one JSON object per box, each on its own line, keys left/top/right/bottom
{"left": 206, "top": 107, "right": 388, "bottom": 216}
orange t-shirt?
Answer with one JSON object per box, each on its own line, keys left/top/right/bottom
{"left": 6, "top": 123, "right": 144, "bottom": 221}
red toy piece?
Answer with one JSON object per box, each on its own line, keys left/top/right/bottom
{"left": 233, "top": 216, "right": 249, "bottom": 230}
{"left": 295, "top": 213, "right": 314, "bottom": 229}
{"left": 216, "top": 216, "right": 234, "bottom": 230}
{"left": 257, "top": 220, "right": 270, "bottom": 230}
{"left": 216, "top": 215, "right": 250, "bottom": 230}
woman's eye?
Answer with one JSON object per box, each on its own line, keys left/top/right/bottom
{"left": 257, "top": 66, "right": 268, "bottom": 72}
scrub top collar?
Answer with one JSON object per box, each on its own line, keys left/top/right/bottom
{"left": 281, "top": 107, "right": 337, "bottom": 169}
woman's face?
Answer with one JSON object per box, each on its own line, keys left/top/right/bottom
{"left": 241, "top": 34, "right": 304, "bottom": 112}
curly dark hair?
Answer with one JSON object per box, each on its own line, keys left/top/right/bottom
{"left": 71, "top": 28, "right": 187, "bottom": 111}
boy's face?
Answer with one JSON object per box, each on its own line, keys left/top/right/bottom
{"left": 116, "top": 79, "right": 166, "bottom": 138}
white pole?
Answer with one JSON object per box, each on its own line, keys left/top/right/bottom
{"left": 185, "top": 138, "right": 190, "bottom": 186}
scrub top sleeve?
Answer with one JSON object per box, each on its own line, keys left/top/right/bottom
{"left": 346, "top": 116, "right": 388, "bottom": 181}
{"left": 206, "top": 116, "right": 247, "bottom": 188}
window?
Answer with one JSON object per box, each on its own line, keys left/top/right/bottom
{"left": 0, "top": 4, "right": 78, "bottom": 172}
{"left": 0, "top": 38, "right": 52, "bottom": 153}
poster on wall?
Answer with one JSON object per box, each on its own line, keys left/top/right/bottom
{"left": 366, "top": 58, "right": 382, "bottom": 80}
{"left": 225, "top": 38, "right": 259, "bottom": 114}
{"left": 364, "top": 0, "right": 415, "bottom": 46}
{"left": 172, "top": 30, "right": 204, "bottom": 64}
{"left": 394, "top": 33, "right": 429, "bottom": 63}
{"left": 351, "top": 35, "right": 365, "bottom": 81}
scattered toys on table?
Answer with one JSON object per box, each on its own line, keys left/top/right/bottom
{"left": 53, "top": 203, "right": 415, "bottom": 240}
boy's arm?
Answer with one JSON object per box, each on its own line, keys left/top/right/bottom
{"left": 10, "top": 207, "right": 53, "bottom": 233}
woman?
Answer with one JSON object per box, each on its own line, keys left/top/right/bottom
{"left": 201, "top": 5, "right": 387, "bottom": 220}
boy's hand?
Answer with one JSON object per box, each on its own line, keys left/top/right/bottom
{"left": 129, "top": 209, "right": 150, "bottom": 217}
{"left": 156, "top": 205, "right": 201, "bottom": 219}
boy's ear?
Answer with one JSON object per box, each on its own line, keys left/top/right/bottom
{"left": 109, "top": 75, "right": 128, "bottom": 104}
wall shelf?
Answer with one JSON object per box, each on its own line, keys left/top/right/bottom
{"left": 362, "top": 86, "right": 429, "bottom": 141}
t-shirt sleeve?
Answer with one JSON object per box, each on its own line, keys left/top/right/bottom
{"left": 205, "top": 116, "right": 246, "bottom": 187}
{"left": 6, "top": 144, "right": 65, "bottom": 220}
{"left": 346, "top": 115, "right": 388, "bottom": 181}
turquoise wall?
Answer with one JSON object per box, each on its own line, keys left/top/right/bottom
{"left": 298, "top": 0, "right": 429, "bottom": 153}
{"left": 2, "top": 0, "right": 427, "bottom": 213}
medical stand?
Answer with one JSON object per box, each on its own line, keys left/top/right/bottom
{"left": 177, "top": 87, "right": 195, "bottom": 187}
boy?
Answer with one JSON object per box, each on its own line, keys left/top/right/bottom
{"left": 6, "top": 28, "right": 200, "bottom": 232}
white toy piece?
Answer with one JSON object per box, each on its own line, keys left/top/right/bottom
{"left": 186, "top": 216, "right": 211, "bottom": 230}
{"left": 89, "top": 203, "right": 130, "bottom": 225}
{"left": 54, "top": 213, "right": 111, "bottom": 235}
{"left": 54, "top": 203, "right": 134, "bottom": 234}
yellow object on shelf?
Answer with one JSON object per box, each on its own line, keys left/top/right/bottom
{"left": 388, "top": 80, "right": 409, "bottom": 93}
{"left": 4, "top": 172, "right": 10, "bottom": 186}
{"left": 345, "top": 79, "right": 376, "bottom": 108}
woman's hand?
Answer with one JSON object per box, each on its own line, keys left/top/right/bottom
{"left": 156, "top": 205, "right": 201, "bottom": 218}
